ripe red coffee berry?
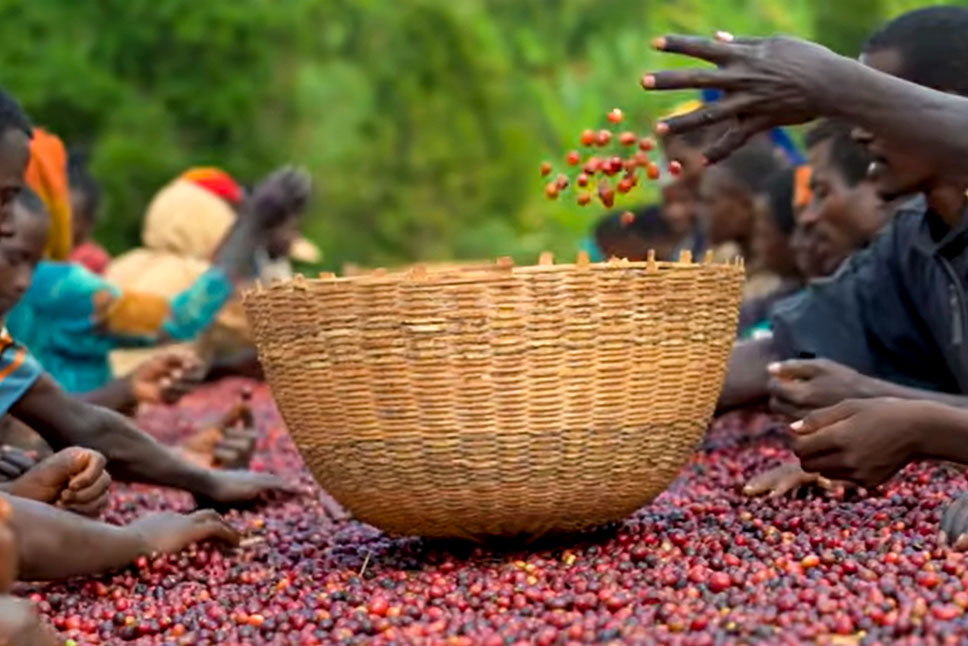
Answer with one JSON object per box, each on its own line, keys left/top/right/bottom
{"left": 668, "top": 160, "right": 683, "bottom": 177}
{"left": 646, "top": 162, "right": 660, "bottom": 181}
{"left": 620, "top": 211, "right": 635, "bottom": 226}
{"left": 607, "top": 108, "right": 623, "bottom": 123}
{"left": 618, "top": 132, "right": 637, "bottom": 146}
{"left": 555, "top": 174, "right": 569, "bottom": 190}
{"left": 544, "top": 182, "right": 559, "bottom": 199}
{"left": 579, "top": 129, "right": 596, "bottom": 146}
{"left": 638, "top": 137, "right": 655, "bottom": 152}
{"left": 596, "top": 130, "right": 612, "bottom": 146}
{"left": 576, "top": 192, "right": 591, "bottom": 206}
{"left": 576, "top": 173, "right": 590, "bottom": 188}
{"left": 583, "top": 157, "right": 602, "bottom": 175}
{"left": 617, "top": 178, "right": 633, "bottom": 194}
{"left": 539, "top": 162, "right": 552, "bottom": 177}
{"left": 565, "top": 150, "right": 581, "bottom": 166}
{"left": 598, "top": 181, "right": 615, "bottom": 208}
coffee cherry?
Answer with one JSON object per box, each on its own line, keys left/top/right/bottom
{"left": 638, "top": 137, "right": 654, "bottom": 152}
{"left": 668, "top": 160, "right": 683, "bottom": 177}
{"left": 620, "top": 211, "right": 635, "bottom": 226}
{"left": 598, "top": 181, "right": 615, "bottom": 208}
{"left": 555, "top": 174, "right": 569, "bottom": 190}
{"left": 565, "top": 150, "right": 581, "bottom": 166}
{"left": 618, "top": 132, "right": 637, "bottom": 147}
{"left": 583, "top": 157, "right": 602, "bottom": 175}
{"left": 544, "top": 182, "right": 560, "bottom": 199}
{"left": 580, "top": 129, "right": 596, "bottom": 146}
{"left": 539, "top": 162, "right": 552, "bottom": 177}
{"left": 607, "top": 108, "right": 624, "bottom": 124}
{"left": 596, "top": 129, "right": 612, "bottom": 147}
{"left": 617, "top": 178, "right": 633, "bottom": 194}
{"left": 576, "top": 173, "right": 590, "bottom": 188}
{"left": 646, "top": 162, "right": 660, "bottom": 181}
{"left": 576, "top": 192, "right": 591, "bottom": 206}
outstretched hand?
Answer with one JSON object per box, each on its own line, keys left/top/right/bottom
{"left": 130, "top": 351, "right": 203, "bottom": 406}
{"left": 643, "top": 34, "right": 842, "bottom": 162}
{"left": 129, "top": 509, "right": 240, "bottom": 555}
{"left": 195, "top": 470, "right": 302, "bottom": 510}
{"left": 743, "top": 461, "right": 854, "bottom": 498}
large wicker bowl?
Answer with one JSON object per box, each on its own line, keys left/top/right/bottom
{"left": 243, "top": 253, "right": 744, "bottom": 539}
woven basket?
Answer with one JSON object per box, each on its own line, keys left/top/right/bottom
{"left": 243, "top": 252, "right": 744, "bottom": 539}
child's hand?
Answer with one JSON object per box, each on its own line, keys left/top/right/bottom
{"left": 742, "top": 461, "right": 850, "bottom": 498}
{"left": 790, "top": 398, "right": 924, "bottom": 488}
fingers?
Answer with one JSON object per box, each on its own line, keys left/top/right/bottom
{"left": 768, "top": 395, "right": 807, "bottom": 420}
{"left": 189, "top": 509, "right": 242, "bottom": 547}
{"left": 644, "top": 68, "right": 743, "bottom": 93}
{"left": 66, "top": 450, "right": 106, "bottom": 492}
{"left": 768, "top": 360, "right": 822, "bottom": 380}
{"left": 60, "top": 488, "right": 111, "bottom": 517}
{"left": 0, "top": 461, "right": 22, "bottom": 481}
{"left": 941, "top": 496, "right": 968, "bottom": 544}
{"left": 743, "top": 469, "right": 799, "bottom": 497}
{"left": 0, "top": 448, "right": 35, "bottom": 473}
{"left": 792, "top": 400, "right": 860, "bottom": 435}
{"left": 655, "top": 93, "right": 757, "bottom": 137}
{"left": 651, "top": 35, "right": 738, "bottom": 65}
{"left": 62, "top": 470, "right": 112, "bottom": 506}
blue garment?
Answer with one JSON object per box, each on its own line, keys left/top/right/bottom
{"left": 770, "top": 196, "right": 968, "bottom": 393}
{"left": 0, "top": 334, "right": 42, "bottom": 416}
{"left": 7, "top": 261, "right": 233, "bottom": 393}
{"left": 699, "top": 89, "right": 804, "bottom": 165}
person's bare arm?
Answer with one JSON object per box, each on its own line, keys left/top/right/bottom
{"left": 78, "top": 378, "right": 136, "bottom": 414}
{"left": 9, "top": 375, "right": 292, "bottom": 506}
{"left": 717, "top": 336, "right": 776, "bottom": 412}
{"left": 644, "top": 35, "right": 968, "bottom": 175}
{"left": 3, "top": 493, "right": 238, "bottom": 580}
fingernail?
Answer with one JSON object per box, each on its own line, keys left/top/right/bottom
{"left": 790, "top": 420, "right": 805, "bottom": 432}
{"left": 715, "top": 30, "right": 735, "bottom": 43}
{"left": 742, "top": 485, "right": 752, "bottom": 494}
{"left": 640, "top": 74, "right": 656, "bottom": 89}
{"left": 767, "top": 362, "right": 781, "bottom": 374}
{"left": 651, "top": 37, "right": 667, "bottom": 50}
{"left": 655, "top": 122, "right": 670, "bottom": 135}
{"left": 700, "top": 155, "right": 710, "bottom": 167}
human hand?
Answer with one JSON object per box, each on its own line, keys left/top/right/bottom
{"left": 6, "top": 448, "right": 111, "bottom": 517}
{"left": 130, "top": 351, "right": 203, "bottom": 406}
{"left": 767, "top": 359, "right": 874, "bottom": 418}
{"left": 0, "top": 447, "right": 35, "bottom": 483}
{"left": 790, "top": 398, "right": 925, "bottom": 489}
{"left": 643, "top": 34, "right": 841, "bottom": 162}
{"left": 248, "top": 166, "right": 312, "bottom": 229}
{"left": 743, "top": 461, "right": 853, "bottom": 498}
{"left": 129, "top": 509, "right": 240, "bottom": 555}
{"left": 940, "top": 495, "right": 968, "bottom": 549}
{"left": 196, "top": 470, "right": 301, "bottom": 509}
{"left": 0, "top": 597, "right": 59, "bottom": 646}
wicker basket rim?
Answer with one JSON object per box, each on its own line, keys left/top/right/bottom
{"left": 247, "top": 257, "right": 746, "bottom": 295}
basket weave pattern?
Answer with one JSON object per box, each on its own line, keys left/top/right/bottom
{"left": 243, "top": 257, "right": 744, "bottom": 539}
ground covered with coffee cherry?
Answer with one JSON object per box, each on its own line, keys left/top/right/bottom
{"left": 21, "top": 380, "right": 968, "bottom": 645}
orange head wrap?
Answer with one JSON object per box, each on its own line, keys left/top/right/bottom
{"left": 180, "top": 167, "right": 243, "bottom": 205}
{"left": 24, "top": 128, "right": 72, "bottom": 260}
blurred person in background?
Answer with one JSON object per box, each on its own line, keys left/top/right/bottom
{"left": 106, "top": 167, "right": 320, "bottom": 382}
{"left": 697, "top": 140, "right": 787, "bottom": 299}
{"left": 6, "top": 138, "right": 312, "bottom": 396}
{"left": 582, "top": 205, "right": 679, "bottom": 262}
{"left": 737, "top": 167, "right": 803, "bottom": 339}
{"left": 65, "top": 149, "right": 109, "bottom": 275}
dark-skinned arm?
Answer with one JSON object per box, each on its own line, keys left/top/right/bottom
{"left": 10, "top": 374, "right": 214, "bottom": 494}
{"left": 3, "top": 493, "right": 239, "bottom": 580}
{"left": 77, "top": 378, "right": 136, "bottom": 415}
{"left": 717, "top": 336, "right": 776, "bottom": 412}
{"left": 645, "top": 35, "right": 968, "bottom": 175}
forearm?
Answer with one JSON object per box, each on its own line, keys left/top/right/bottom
{"left": 77, "top": 378, "right": 136, "bottom": 415}
{"left": 825, "top": 59, "right": 968, "bottom": 178}
{"left": 212, "top": 218, "right": 259, "bottom": 285}
{"left": 4, "top": 493, "right": 146, "bottom": 580}
{"left": 717, "top": 336, "right": 776, "bottom": 412}
{"left": 914, "top": 403, "right": 968, "bottom": 465}
{"left": 860, "top": 377, "right": 968, "bottom": 408}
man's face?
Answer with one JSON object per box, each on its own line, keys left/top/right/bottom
{"left": 661, "top": 179, "right": 696, "bottom": 237}
{"left": 800, "top": 139, "right": 885, "bottom": 275}
{"left": 0, "top": 129, "right": 30, "bottom": 234}
{"left": 856, "top": 48, "right": 938, "bottom": 201}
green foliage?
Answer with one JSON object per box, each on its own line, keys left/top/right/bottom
{"left": 0, "top": 0, "right": 960, "bottom": 269}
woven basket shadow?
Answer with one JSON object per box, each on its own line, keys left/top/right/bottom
{"left": 243, "top": 253, "right": 744, "bottom": 540}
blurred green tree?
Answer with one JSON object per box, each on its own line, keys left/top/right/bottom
{"left": 0, "top": 0, "right": 960, "bottom": 270}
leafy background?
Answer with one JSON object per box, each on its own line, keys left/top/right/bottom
{"left": 0, "top": 0, "right": 960, "bottom": 271}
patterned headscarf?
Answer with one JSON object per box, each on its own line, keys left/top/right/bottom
{"left": 24, "top": 128, "right": 73, "bottom": 260}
